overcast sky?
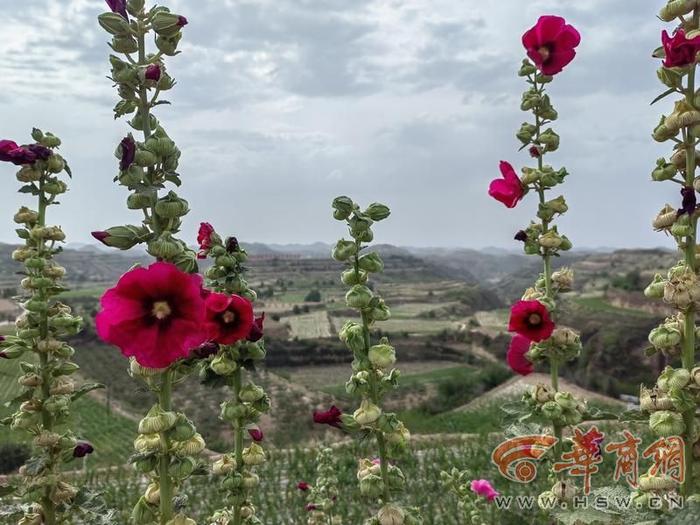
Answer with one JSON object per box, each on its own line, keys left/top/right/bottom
{"left": 0, "top": 0, "right": 681, "bottom": 249}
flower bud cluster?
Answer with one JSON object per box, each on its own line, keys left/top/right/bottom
{"left": 0, "top": 130, "right": 89, "bottom": 524}
{"left": 522, "top": 384, "right": 588, "bottom": 427}
{"left": 301, "top": 448, "right": 342, "bottom": 525}
{"left": 331, "top": 196, "right": 422, "bottom": 525}
{"left": 198, "top": 224, "right": 269, "bottom": 525}
{"left": 95, "top": 1, "right": 197, "bottom": 274}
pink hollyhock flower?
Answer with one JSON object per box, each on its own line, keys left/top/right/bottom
{"left": 522, "top": 15, "right": 580, "bottom": 76}
{"left": 470, "top": 479, "right": 500, "bottom": 502}
{"left": 197, "top": 222, "right": 215, "bottom": 258}
{"left": 95, "top": 261, "right": 208, "bottom": 368}
{"left": 205, "top": 292, "right": 255, "bottom": 345}
{"left": 507, "top": 335, "right": 534, "bottom": 375}
{"left": 248, "top": 428, "right": 264, "bottom": 442}
{"left": 297, "top": 481, "right": 310, "bottom": 491}
{"left": 488, "top": 161, "right": 524, "bottom": 208}
{"left": 662, "top": 29, "right": 700, "bottom": 68}
{"left": 313, "top": 405, "right": 343, "bottom": 428}
{"left": 248, "top": 313, "right": 265, "bottom": 342}
{"left": 145, "top": 64, "right": 162, "bottom": 82}
{"left": 508, "top": 300, "right": 555, "bottom": 342}
{"left": 0, "top": 140, "right": 37, "bottom": 165}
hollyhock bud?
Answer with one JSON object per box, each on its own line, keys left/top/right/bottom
{"left": 138, "top": 406, "right": 177, "bottom": 434}
{"left": 148, "top": 232, "right": 184, "bottom": 260}
{"left": 297, "top": 481, "right": 310, "bottom": 491}
{"left": 332, "top": 195, "right": 355, "bottom": 220}
{"left": 339, "top": 321, "right": 366, "bottom": 353}
{"left": 14, "top": 207, "right": 39, "bottom": 225}
{"left": 211, "top": 354, "right": 238, "bottom": 376}
{"left": 248, "top": 428, "right": 264, "bottom": 442}
{"left": 649, "top": 410, "right": 685, "bottom": 437}
{"left": 522, "top": 16, "right": 580, "bottom": 76}
{"left": 516, "top": 122, "right": 536, "bottom": 144}
{"left": 145, "top": 64, "right": 162, "bottom": 82}
{"left": 118, "top": 135, "right": 137, "bottom": 171}
{"left": 242, "top": 443, "right": 266, "bottom": 466}
{"left": 171, "top": 415, "right": 197, "bottom": 442}
{"left": 212, "top": 454, "right": 236, "bottom": 475}
{"left": 377, "top": 505, "right": 405, "bottom": 525}
{"left": 489, "top": 161, "right": 525, "bottom": 208}
{"left": 652, "top": 158, "right": 678, "bottom": 182}
{"left": 92, "top": 225, "right": 151, "bottom": 250}
{"left": 239, "top": 383, "right": 265, "bottom": 403}
{"left": 155, "top": 191, "right": 189, "bottom": 218}
{"left": 152, "top": 12, "right": 188, "bottom": 36}
{"left": 358, "top": 252, "right": 384, "bottom": 273}
{"left": 341, "top": 268, "right": 368, "bottom": 285}
{"left": 368, "top": 343, "right": 396, "bottom": 369}
{"left": 332, "top": 239, "right": 358, "bottom": 261}
{"left": 345, "top": 285, "right": 373, "bottom": 309}
{"left": 98, "top": 11, "right": 130, "bottom": 34}
{"left": 551, "top": 267, "right": 574, "bottom": 290}
{"left": 175, "top": 433, "right": 205, "bottom": 456}
{"left": 364, "top": 202, "right": 391, "bottom": 221}
{"left": 353, "top": 399, "right": 382, "bottom": 426}
{"left": 248, "top": 314, "right": 265, "bottom": 342}
{"left": 538, "top": 129, "right": 560, "bottom": 152}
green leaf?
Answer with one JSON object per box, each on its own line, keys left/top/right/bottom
{"left": 70, "top": 382, "right": 104, "bottom": 402}
{"left": 651, "top": 87, "right": 676, "bottom": 105}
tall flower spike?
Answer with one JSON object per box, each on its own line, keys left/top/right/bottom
{"left": 641, "top": 2, "right": 700, "bottom": 500}
{"left": 198, "top": 224, "right": 270, "bottom": 525}
{"left": 0, "top": 129, "right": 90, "bottom": 525}
{"left": 330, "top": 196, "right": 422, "bottom": 524}
{"left": 95, "top": 2, "right": 203, "bottom": 523}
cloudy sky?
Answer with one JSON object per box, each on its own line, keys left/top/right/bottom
{"left": 0, "top": 0, "right": 679, "bottom": 249}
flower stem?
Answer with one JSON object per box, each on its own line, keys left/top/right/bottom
{"left": 682, "top": 60, "right": 697, "bottom": 498}
{"left": 158, "top": 369, "right": 174, "bottom": 524}
{"left": 232, "top": 367, "right": 244, "bottom": 525}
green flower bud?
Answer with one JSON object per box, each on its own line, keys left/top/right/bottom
{"left": 377, "top": 505, "right": 405, "bottom": 525}
{"left": 169, "top": 457, "right": 196, "bottom": 480}
{"left": 111, "top": 35, "right": 139, "bottom": 54}
{"left": 339, "top": 321, "right": 366, "bottom": 353}
{"left": 358, "top": 252, "right": 384, "bottom": 273}
{"left": 242, "top": 443, "right": 266, "bottom": 466}
{"left": 359, "top": 474, "right": 384, "bottom": 498}
{"left": 332, "top": 196, "right": 354, "bottom": 220}
{"left": 155, "top": 33, "right": 182, "bottom": 56}
{"left": 332, "top": 239, "right": 358, "bottom": 261}
{"left": 652, "top": 158, "right": 678, "bottom": 181}
{"left": 554, "top": 391, "right": 578, "bottom": 411}
{"left": 14, "top": 207, "right": 39, "bottom": 224}
{"left": 369, "top": 299, "right": 391, "bottom": 322}
{"left": 353, "top": 399, "right": 382, "bottom": 426}
{"left": 152, "top": 12, "right": 186, "bottom": 37}
{"left": 516, "top": 122, "right": 537, "bottom": 144}
{"left": 154, "top": 191, "right": 189, "bottom": 218}
{"left": 174, "top": 433, "right": 205, "bottom": 457}
{"left": 170, "top": 414, "right": 197, "bottom": 442}
{"left": 171, "top": 250, "right": 198, "bottom": 274}
{"left": 134, "top": 149, "right": 158, "bottom": 167}
{"left": 538, "top": 231, "right": 563, "bottom": 249}
{"left": 518, "top": 59, "right": 537, "bottom": 77}
{"left": 93, "top": 225, "right": 151, "bottom": 250}
{"left": 348, "top": 214, "right": 373, "bottom": 235}
{"left": 148, "top": 232, "right": 183, "bottom": 260}
{"left": 131, "top": 497, "right": 157, "bottom": 525}
{"left": 649, "top": 410, "right": 685, "bottom": 437}
{"left": 364, "top": 203, "right": 391, "bottom": 221}
{"left": 119, "top": 165, "right": 144, "bottom": 186}
{"left": 659, "top": 0, "right": 697, "bottom": 22}
{"left": 541, "top": 401, "right": 563, "bottom": 420}
{"left": 46, "top": 155, "right": 65, "bottom": 174}
{"left": 645, "top": 274, "right": 667, "bottom": 299}
{"left": 242, "top": 472, "right": 260, "bottom": 489}
{"left": 212, "top": 454, "right": 236, "bottom": 475}
{"left": 127, "top": 192, "right": 154, "bottom": 210}
{"left": 220, "top": 401, "right": 246, "bottom": 422}
{"left": 98, "top": 12, "right": 131, "bottom": 35}
{"left": 341, "top": 268, "right": 368, "bottom": 285}
{"left": 346, "top": 285, "right": 373, "bottom": 309}
{"left": 239, "top": 383, "right": 265, "bottom": 403}
{"left": 368, "top": 343, "right": 396, "bottom": 369}
{"left": 538, "top": 128, "right": 560, "bottom": 152}
{"left": 53, "top": 362, "right": 80, "bottom": 375}
{"left": 211, "top": 354, "right": 237, "bottom": 376}
{"left": 139, "top": 406, "right": 178, "bottom": 434}
{"left": 16, "top": 166, "right": 42, "bottom": 183}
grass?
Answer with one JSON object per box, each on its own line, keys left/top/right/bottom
{"left": 572, "top": 296, "right": 652, "bottom": 317}
{"left": 280, "top": 310, "right": 333, "bottom": 339}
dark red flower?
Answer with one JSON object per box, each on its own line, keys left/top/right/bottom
{"left": 248, "top": 428, "right": 264, "bottom": 442}
{"left": 506, "top": 335, "right": 534, "bottom": 376}
{"left": 297, "top": 481, "right": 310, "bottom": 491}
{"left": 95, "top": 262, "right": 208, "bottom": 368}
{"left": 662, "top": 29, "right": 700, "bottom": 68}
{"left": 191, "top": 341, "right": 219, "bottom": 359}
{"left": 119, "top": 135, "right": 136, "bottom": 171}
{"left": 529, "top": 145, "right": 541, "bottom": 158}
{"left": 514, "top": 230, "right": 528, "bottom": 242}
{"left": 226, "top": 236, "right": 240, "bottom": 253}
{"left": 248, "top": 313, "right": 265, "bottom": 342}
{"left": 145, "top": 64, "right": 162, "bottom": 82}
{"left": 488, "top": 161, "right": 524, "bottom": 208}
{"left": 73, "top": 441, "right": 94, "bottom": 458}
{"left": 177, "top": 16, "right": 188, "bottom": 27}
{"left": 306, "top": 504, "right": 317, "bottom": 511}
{"left": 26, "top": 144, "right": 53, "bottom": 160}
{"left": 678, "top": 186, "right": 697, "bottom": 217}
{"left": 508, "top": 300, "right": 555, "bottom": 342}
{"left": 92, "top": 231, "right": 109, "bottom": 244}
{"left": 522, "top": 15, "right": 581, "bottom": 76}
{"left": 313, "top": 405, "right": 343, "bottom": 428}
{"left": 0, "top": 140, "right": 37, "bottom": 165}
{"left": 205, "top": 292, "right": 255, "bottom": 345}
{"left": 105, "top": 0, "right": 128, "bottom": 19}
{"left": 197, "top": 222, "right": 215, "bottom": 258}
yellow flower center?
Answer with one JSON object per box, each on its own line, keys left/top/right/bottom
{"left": 537, "top": 46, "right": 551, "bottom": 62}
{"left": 528, "top": 313, "right": 542, "bottom": 326}
{"left": 222, "top": 310, "right": 237, "bottom": 324}
{"left": 152, "top": 301, "right": 172, "bottom": 320}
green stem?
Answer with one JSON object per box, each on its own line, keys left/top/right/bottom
{"left": 158, "top": 370, "right": 174, "bottom": 524}
{"left": 354, "top": 247, "right": 392, "bottom": 504}
{"left": 682, "top": 62, "right": 697, "bottom": 497}
{"left": 232, "top": 367, "right": 244, "bottom": 525}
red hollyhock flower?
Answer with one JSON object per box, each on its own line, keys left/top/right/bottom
{"left": 119, "top": 135, "right": 136, "bottom": 171}
{"left": 488, "top": 161, "right": 524, "bottom": 208}
{"left": 297, "top": 481, "right": 310, "bottom": 491}
{"left": 73, "top": 441, "right": 94, "bottom": 458}
{"left": 205, "top": 292, "right": 255, "bottom": 345}
{"left": 662, "top": 29, "right": 700, "bottom": 68}
{"left": 0, "top": 140, "right": 37, "bottom": 165}
{"left": 508, "top": 300, "right": 555, "bottom": 342}
{"left": 248, "top": 313, "right": 265, "bottom": 342}
{"left": 197, "top": 222, "right": 215, "bottom": 258}
{"left": 105, "top": 0, "right": 128, "bottom": 19}
{"left": 145, "top": 64, "right": 162, "bottom": 82}
{"left": 522, "top": 15, "right": 581, "bottom": 76}
{"left": 313, "top": 405, "right": 343, "bottom": 428}
{"left": 506, "top": 335, "right": 534, "bottom": 375}
{"left": 248, "top": 428, "right": 264, "bottom": 442}
{"left": 95, "top": 262, "right": 208, "bottom": 368}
